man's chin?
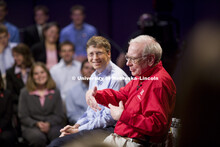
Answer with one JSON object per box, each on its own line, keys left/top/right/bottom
{"left": 93, "top": 66, "right": 101, "bottom": 70}
{"left": 131, "top": 71, "right": 138, "bottom": 77}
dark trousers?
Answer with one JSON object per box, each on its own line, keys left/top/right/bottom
{"left": 48, "top": 127, "right": 114, "bottom": 147}
{"left": 0, "top": 128, "right": 17, "bottom": 147}
{"left": 22, "top": 126, "right": 62, "bottom": 147}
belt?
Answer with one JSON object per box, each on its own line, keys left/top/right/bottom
{"left": 123, "top": 136, "right": 149, "bottom": 145}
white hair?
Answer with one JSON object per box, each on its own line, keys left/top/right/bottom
{"left": 129, "top": 35, "right": 162, "bottom": 63}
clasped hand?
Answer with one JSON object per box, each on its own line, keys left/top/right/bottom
{"left": 36, "top": 121, "right": 50, "bottom": 133}
{"left": 59, "top": 124, "right": 80, "bottom": 137}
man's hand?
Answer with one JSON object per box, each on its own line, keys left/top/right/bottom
{"left": 59, "top": 124, "right": 80, "bottom": 137}
{"left": 72, "top": 123, "right": 80, "bottom": 129}
{"left": 108, "top": 101, "right": 124, "bottom": 120}
{"left": 86, "top": 86, "right": 101, "bottom": 111}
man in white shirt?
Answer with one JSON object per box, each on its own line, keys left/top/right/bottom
{"left": 50, "top": 41, "right": 81, "bottom": 103}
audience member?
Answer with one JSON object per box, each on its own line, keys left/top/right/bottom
{"left": 6, "top": 43, "right": 34, "bottom": 138}
{"left": 60, "top": 5, "right": 97, "bottom": 62}
{"left": 0, "top": 24, "right": 17, "bottom": 76}
{"left": 86, "top": 35, "right": 176, "bottom": 147}
{"left": 0, "top": 1, "right": 20, "bottom": 43}
{"left": 23, "top": 5, "right": 49, "bottom": 47}
{"left": 31, "top": 22, "right": 60, "bottom": 69}
{"left": 50, "top": 41, "right": 81, "bottom": 102}
{"left": 18, "top": 62, "right": 65, "bottom": 147}
{"left": 48, "top": 36, "right": 129, "bottom": 147}
{"left": 66, "top": 59, "right": 94, "bottom": 124}
{"left": 0, "top": 71, "right": 16, "bottom": 147}
{"left": 6, "top": 43, "right": 34, "bottom": 106}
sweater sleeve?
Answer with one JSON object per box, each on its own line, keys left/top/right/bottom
{"left": 18, "top": 89, "right": 38, "bottom": 127}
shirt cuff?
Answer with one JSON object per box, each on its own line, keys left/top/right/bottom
{"left": 78, "top": 124, "right": 89, "bottom": 131}
{"left": 76, "top": 118, "right": 86, "bottom": 126}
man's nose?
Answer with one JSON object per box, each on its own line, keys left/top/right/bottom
{"left": 126, "top": 60, "right": 132, "bottom": 66}
{"left": 93, "top": 54, "right": 99, "bottom": 59}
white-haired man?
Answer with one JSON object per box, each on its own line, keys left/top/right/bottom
{"left": 86, "top": 35, "right": 176, "bottom": 147}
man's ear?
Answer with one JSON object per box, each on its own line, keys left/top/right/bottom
{"left": 107, "top": 51, "right": 111, "bottom": 59}
{"left": 147, "top": 54, "right": 155, "bottom": 67}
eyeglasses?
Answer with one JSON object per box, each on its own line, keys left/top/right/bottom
{"left": 125, "top": 54, "right": 147, "bottom": 64}
{"left": 88, "top": 51, "right": 105, "bottom": 58}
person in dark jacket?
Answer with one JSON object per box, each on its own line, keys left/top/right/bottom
{"left": 31, "top": 22, "right": 60, "bottom": 69}
{"left": 23, "top": 5, "right": 49, "bottom": 48}
{"left": 6, "top": 43, "right": 34, "bottom": 106}
{"left": 6, "top": 43, "right": 34, "bottom": 137}
{"left": 0, "top": 71, "right": 16, "bottom": 147}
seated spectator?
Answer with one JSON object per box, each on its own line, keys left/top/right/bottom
{"left": 66, "top": 59, "right": 94, "bottom": 124}
{"left": 0, "top": 1, "right": 20, "bottom": 43}
{"left": 31, "top": 22, "right": 60, "bottom": 69}
{"left": 0, "top": 71, "right": 17, "bottom": 147}
{"left": 18, "top": 62, "right": 65, "bottom": 147}
{"left": 60, "top": 5, "right": 97, "bottom": 62}
{"left": 6, "top": 43, "right": 34, "bottom": 138}
{"left": 23, "top": 5, "right": 49, "bottom": 48}
{"left": 6, "top": 43, "right": 34, "bottom": 107}
{"left": 50, "top": 41, "right": 81, "bottom": 102}
{"left": 0, "top": 24, "right": 17, "bottom": 77}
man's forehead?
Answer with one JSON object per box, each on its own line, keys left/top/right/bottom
{"left": 128, "top": 42, "right": 144, "bottom": 55}
{"left": 87, "top": 46, "right": 106, "bottom": 52}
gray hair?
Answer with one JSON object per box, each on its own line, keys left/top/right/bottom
{"left": 129, "top": 35, "right": 162, "bottom": 64}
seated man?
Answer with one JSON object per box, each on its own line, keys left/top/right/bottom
{"left": 50, "top": 41, "right": 81, "bottom": 103}
{"left": 86, "top": 35, "right": 176, "bottom": 147}
{"left": 66, "top": 59, "right": 95, "bottom": 124}
{"left": 0, "top": 24, "right": 17, "bottom": 77}
{"left": 48, "top": 36, "right": 129, "bottom": 147}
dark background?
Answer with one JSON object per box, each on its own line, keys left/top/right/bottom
{"left": 4, "top": 0, "right": 220, "bottom": 58}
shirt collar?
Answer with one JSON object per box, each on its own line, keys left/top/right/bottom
{"left": 14, "top": 66, "right": 30, "bottom": 74}
{"left": 29, "top": 89, "right": 55, "bottom": 96}
{"left": 59, "top": 59, "right": 76, "bottom": 67}
{"left": 137, "top": 61, "right": 163, "bottom": 80}
{"left": 72, "top": 23, "right": 85, "bottom": 30}
{"left": 95, "top": 61, "right": 112, "bottom": 77}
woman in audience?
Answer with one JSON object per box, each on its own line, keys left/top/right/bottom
{"left": 6, "top": 43, "right": 34, "bottom": 108}
{"left": 18, "top": 62, "right": 65, "bottom": 147}
{"left": 0, "top": 71, "right": 16, "bottom": 147}
{"left": 6, "top": 43, "right": 34, "bottom": 137}
{"left": 31, "top": 22, "right": 60, "bottom": 69}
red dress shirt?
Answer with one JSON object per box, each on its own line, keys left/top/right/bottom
{"left": 95, "top": 61, "right": 176, "bottom": 143}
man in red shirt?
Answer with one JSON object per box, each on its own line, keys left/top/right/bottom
{"left": 86, "top": 35, "right": 176, "bottom": 147}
